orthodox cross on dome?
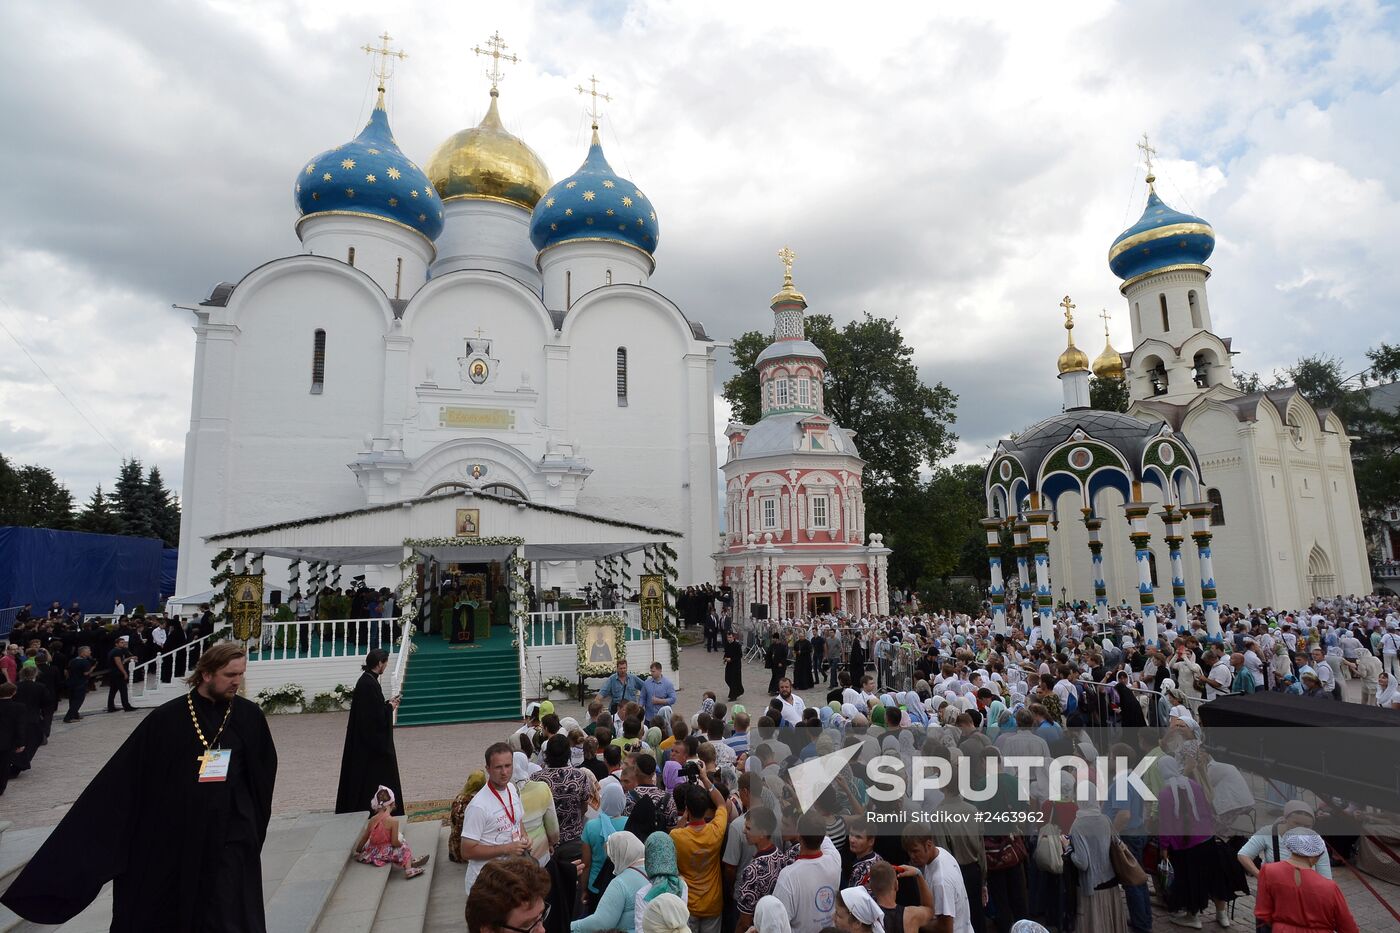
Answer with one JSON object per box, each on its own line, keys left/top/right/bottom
{"left": 473, "top": 31, "right": 519, "bottom": 92}
{"left": 1137, "top": 131, "right": 1157, "bottom": 184}
{"left": 361, "top": 32, "right": 407, "bottom": 102}
{"left": 576, "top": 74, "right": 613, "bottom": 130}
{"left": 1099, "top": 307, "right": 1112, "bottom": 338}
{"left": 1059, "top": 295, "right": 1076, "bottom": 328}
{"left": 778, "top": 246, "right": 797, "bottom": 287}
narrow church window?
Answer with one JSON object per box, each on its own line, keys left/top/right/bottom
{"left": 1207, "top": 487, "right": 1225, "bottom": 526}
{"left": 347, "top": 246, "right": 356, "bottom": 267}
{"left": 1132, "top": 302, "right": 1141, "bottom": 334}
{"left": 797, "top": 378, "right": 810, "bottom": 406}
{"left": 1159, "top": 294, "right": 1169, "bottom": 331}
{"left": 310, "top": 329, "right": 326, "bottom": 394}
{"left": 395, "top": 258, "right": 403, "bottom": 299}
{"left": 1148, "top": 551, "right": 1159, "bottom": 587}
{"left": 1188, "top": 290, "right": 1201, "bottom": 328}
{"left": 775, "top": 379, "right": 790, "bottom": 407}
{"left": 605, "top": 269, "right": 612, "bottom": 285}
{"left": 616, "top": 347, "right": 628, "bottom": 406}
{"left": 762, "top": 497, "right": 777, "bottom": 529}
{"left": 811, "top": 495, "right": 828, "bottom": 529}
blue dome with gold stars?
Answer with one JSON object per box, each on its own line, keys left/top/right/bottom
{"left": 529, "top": 130, "right": 658, "bottom": 257}
{"left": 1108, "top": 184, "right": 1214, "bottom": 282}
{"left": 295, "top": 100, "right": 444, "bottom": 242}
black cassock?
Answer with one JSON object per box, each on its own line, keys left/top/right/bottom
{"left": 1, "top": 690, "right": 277, "bottom": 932}
{"left": 723, "top": 639, "right": 744, "bottom": 699}
{"left": 334, "top": 670, "right": 404, "bottom": 816}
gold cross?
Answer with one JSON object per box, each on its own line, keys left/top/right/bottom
{"left": 1137, "top": 131, "right": 1157, "bottom": 179}
{"left": 473, "top": 31, "right": 519, "bottom": 90}
{"left": 197, "top": 748, "right": 216, "bottom": 772}
{"left": 1100, "top": 307, "right": 1112, "bottom": 337}
{"left": 474, "top": 326, "right": 486, "bottom": 339}
{"left": 576, "top": 75, "right": 613, "bottom": 129}
{"left": 361, "top": 32, "right": 407, "bottom": 92}
{"left": 778, "top": 246, "right": 797, "bottom": 286}
{"left": 1059, "top": 295, "right": 1076, "bottom": 327}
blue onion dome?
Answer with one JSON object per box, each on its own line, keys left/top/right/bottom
{"left": 294, "top": 95, "right": 444, "bottom": 242}
{"left": 1108, "top": 177, "right": 1214, "bottom": 282}
{"left": 529, "top": 127, "right": 658, "bottom": 257}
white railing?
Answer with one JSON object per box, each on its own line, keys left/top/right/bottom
{"left": 249, "top": 618, "right": 398, "bottom": 662}
{"left": 525, "top": 607, "right": 645, "bottom": 647}
{"left": 389, "top": 623, "right": 414, "bottom": 724}
{"left": 129, "top": 629, "right": 224, "bottom": 699}
{"left": 0, "top": 606, "right": 21, "bottom": 639}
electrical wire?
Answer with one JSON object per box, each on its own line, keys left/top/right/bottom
{"left": 0, "top": 298, "right": 124, "bottom": 458}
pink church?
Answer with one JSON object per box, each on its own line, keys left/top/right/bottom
{"left": 716, "top": 251, "right": 891, "bottom": 621}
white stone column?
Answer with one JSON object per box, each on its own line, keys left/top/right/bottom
{"left": 1025, "top": 508, "right": 1054, "bottom": 647}
{"left": 1185, "top": 504, "right": 1221, "bottom": 635}
{"left": 982, "top": 519, "right": 1008, "bottom": 634}
{"left": 1125, "top": 500, "right": 1159, "bottom": 648}
{"left": 1083, "top": 513, "right": 1109, "bottom": 625}
{"left": 1013, "top": 522, "right": 1032, "bottom": 633}
{"left": 1159, "top": 506, "right": 1189, "bottom": 630}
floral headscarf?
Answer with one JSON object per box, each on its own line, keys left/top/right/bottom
{"left": 643, "top": 831, "right": 683, "bottom": 901}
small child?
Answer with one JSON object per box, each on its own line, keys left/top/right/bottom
{"left": 353, "top": 786, "right": 429, "bottom": 878}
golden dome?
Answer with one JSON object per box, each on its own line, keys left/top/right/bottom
{"left": 1058, "top": 344, "right": 1090, "bottom": 374}
{"left": 426, "top": 90, "right": 551, "bottom": 210}
{"left": 1092, "top": 339, "right": 1125, "bottom": 380}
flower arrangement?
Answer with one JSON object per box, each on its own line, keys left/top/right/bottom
{"left": 255, "top": 683, "right": 306, "bottom": 713}
{"left": 542, "top": 675, "right": 576, "bottom": 699}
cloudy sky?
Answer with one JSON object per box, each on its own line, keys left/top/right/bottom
{"left": 2, "top": 0, "right": 1398, "bottom": 504}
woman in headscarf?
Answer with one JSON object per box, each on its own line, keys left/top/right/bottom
{"left": 1115, "top": 672, "right": 1148, "bottom": 728}
{"left": 634, "top": 832, "right": 687, "bottom": 933}
{"left": 449, "top": 770, "right": 486, "bottom": 863}
{"left": 870, "top": 704, "right": 887, "bottom": 728}
{"left": 582, "top": 779, "right": 629, "bottom": 900}
{"left": 624, "top": 795, "right": 665, "bottom": 843}
{"left": 1067, "top": 782, "right": 1128, "bottom": 933}
{"left": 983, "top": 697, "right": 1008, "bottom": 741}
{"left": 645, "top": 726, "right": 664, "bottom": 755}
{"left": 1159, "top": 743, "right": 1240, "bottom": 929}
{"left": 836, "top": 885, "right": 884, "bottom": 933}
{"left": 513, "top": 752, "right": 559, "bottom": 865}
{"left": 750, "top": 894, "right": 792, "bottom": 933}
{"left": 640, "top": 893, "right": 691, "bottom": 933}
{"left": 1253, "top": 831, "right": 1358, "bottom": 933}
{"left": 1270, "top": 641, "right": 1293, "bottom": 691}
{"left": 1377, "top": 671, "right": 1399, "bottom": 709}
{"left": 573, "top": 831, "right": 649, "bottom": 933}
{"left": 903, "top": 692, "right": 928, "bottom": 727}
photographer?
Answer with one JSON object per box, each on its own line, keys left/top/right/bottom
{"left": 669, "top": 757, "right": 728, "bottom": 933}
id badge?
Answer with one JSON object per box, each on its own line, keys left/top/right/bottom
{"left": 198, "top": 749, "right": 232, "bottom": 782}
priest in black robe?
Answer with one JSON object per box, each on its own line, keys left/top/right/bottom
{"left": 334, "top": 648, "right": 404, "bottom": 816}
{"left": 723, "top": 631, "right": 745, "bottom": 701}
{"left": 1, "top": 642, "right": 277, "bottom": 932}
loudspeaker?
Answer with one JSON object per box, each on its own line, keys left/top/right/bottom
{"left": 270, "top": 590, "right": 282, "bottom": 608}
{"left": 750, "top": 603, "right": 768, "bottom": 620}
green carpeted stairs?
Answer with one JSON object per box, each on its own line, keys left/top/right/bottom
{"left": 395, "top": 628, "right": 521, "bottom": 725}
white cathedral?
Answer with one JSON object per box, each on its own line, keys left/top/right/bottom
{"left": 172, "top": 49, "right": 719, "bottom": 601}
{"left": 1032, "top": 155, "right": 1372, "bottom": 612}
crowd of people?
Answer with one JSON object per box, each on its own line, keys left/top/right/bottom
{"left": 447, "top": 593, "right": 1394, "bottom": 933}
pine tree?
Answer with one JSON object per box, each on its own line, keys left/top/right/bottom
{"left": 0, "top": 453, "right": 22, "bottom": 526}
{"left": 7, "top": 464, "right": 75, "bottom": 529}
{"left": 77, "top": 484, "right": 124, "bottom": 535}
{"left": 112, "top": 457, "right": 154, "bottom": 538}
{"left": 146, "top": 465, "right": 181, "bottom": 546}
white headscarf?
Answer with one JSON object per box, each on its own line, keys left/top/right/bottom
{"left": 641, "top": 893, "right": 690, "bottom": 933}
{"left": 604, "top": 829, "right": 646, "bottom": 872}
{"left": 753, "top": 895, "right": 792, "bottom": 933}
{"left": 840, "top": 885, "right": 885, "bottom": 933}
{"left": 512, "top": 751, "right": 540, "bottom": 785}
{"left": 1157, "top": 756, "right": 1201, "bottom": 822}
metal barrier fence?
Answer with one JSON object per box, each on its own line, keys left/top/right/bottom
{"left": 525, "top": 608, "right": 646, "bottom": 648}
{"left": 0, "top": 606, "right": 20, "bottom": 639}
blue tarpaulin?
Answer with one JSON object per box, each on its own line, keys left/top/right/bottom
{"left": 161, "top": 548, "right": 179, "bottom": 600}
{"left": 0, "top": 527, "right": 165, "bottom": 614}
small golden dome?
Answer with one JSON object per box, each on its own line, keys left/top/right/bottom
{"left": 1058, "top": 344, "right": 1090, "bottom": 374}
{"left": 426, "top": 90, "right": 551, "bottom": 210}
{"left": 1092, "top": 340, "right": 1125, "bottom": 380}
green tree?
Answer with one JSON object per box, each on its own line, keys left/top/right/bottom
{"left": 1088, "top": 375, "right": 1129, "bottom": 412}
{"left": 0, "top": 455, "right": 74, "bottom": 529}
{"left": 146, "top": 465, "right": 181, "bottom": 546}
{"left": 112, "top": 457, "right": 154, "bottom": 538}
{"left": 0, "top": 453, "right": 21, "bottom": 525}
{"left": 76, "top": 484, "right": 124, "bottom": 535}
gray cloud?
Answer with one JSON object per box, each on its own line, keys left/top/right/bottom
{"left": 0, "top": 0, "right": 1396, "bottom": 507}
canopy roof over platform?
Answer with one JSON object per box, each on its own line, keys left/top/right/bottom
{"left": 204, "top": 489, "right": 680, "bottom": 565}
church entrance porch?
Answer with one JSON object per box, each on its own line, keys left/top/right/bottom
{"left": 810, "top": 594, "right": 834, "bottom": 614}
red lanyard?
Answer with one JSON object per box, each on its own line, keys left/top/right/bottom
{"left": 490, "top": 784, "right": 517, "bottom": 825}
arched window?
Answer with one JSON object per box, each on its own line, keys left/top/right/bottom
{"left": 1207, "top": 487, "right": 1225, "bottom": 526}
{"left": 395, "top": 257, "right": 403, "bottom": 299}
{"left": 1132, "top": 302, "right": 1141, "bottom": 334}
{"left": 566, "top": 270, "right": 572, "bottom": 309}
{"left": 1159, "top": 294, "right": 1170, "bottom": 331}
{"left": 616, "top": 347, "right": 628, "bottom": 406}
{"left": 310, "top": 329, "right": 326, "bottom": 394}
{"left": 1188, "top": 290, "right": 1201, "bottom": 328}
{"left": 347, "top": 246, "right": 356, "bottom": 267}
{"left": 605, "top": 269, "right": 612, "bottom": 285}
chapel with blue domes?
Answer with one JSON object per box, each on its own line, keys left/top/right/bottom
{"left": 173, "top": 34, "right": 721, "bottom": 624}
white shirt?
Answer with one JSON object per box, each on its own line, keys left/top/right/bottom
{"left": 922, "top": 847, "right": 973, "bottom": 933}
{"left": 1382, "top": 632, "right": 1400, "bottom": 655}
{"left": 773, "top": 837, "right": 841, "bottom": 933}
{"left": 461, "top": 781, "right": 524, "bottom": 895}
{"left": 151, "top": 626, "right": 167, "bottom": 648}
{"left": 1206, "top": 661, "right": 1233, "bottom": 700}
{"left": 777, "top": 693, "right": 806, "bottom": 726}
{"left": 113, "top": 602, "right": 125, "bottom": 616}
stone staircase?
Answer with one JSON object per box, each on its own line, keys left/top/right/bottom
{"left": 0, "top": 813, "right": 465, "bottom": 932}
{"left": 395, "top": 631, "right": 521, "bottom": 726}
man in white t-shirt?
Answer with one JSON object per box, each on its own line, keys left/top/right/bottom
{"left": 776, "top": 678, "right": 806, "bottom": 726}
{"left": 773, "top": 812, "right": 841, "bottom": 933}
{"left": 460, "top": 742, "right": 529, "bottom": 896}
{"left": 1381, "top": 626, "right": 1400, "bottom": 678}
{"left": 902, "top": 829, "right": 973, "bottom": 933}
{"left": 1205, "top": 652, "right": 1233, "bottom": 700}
